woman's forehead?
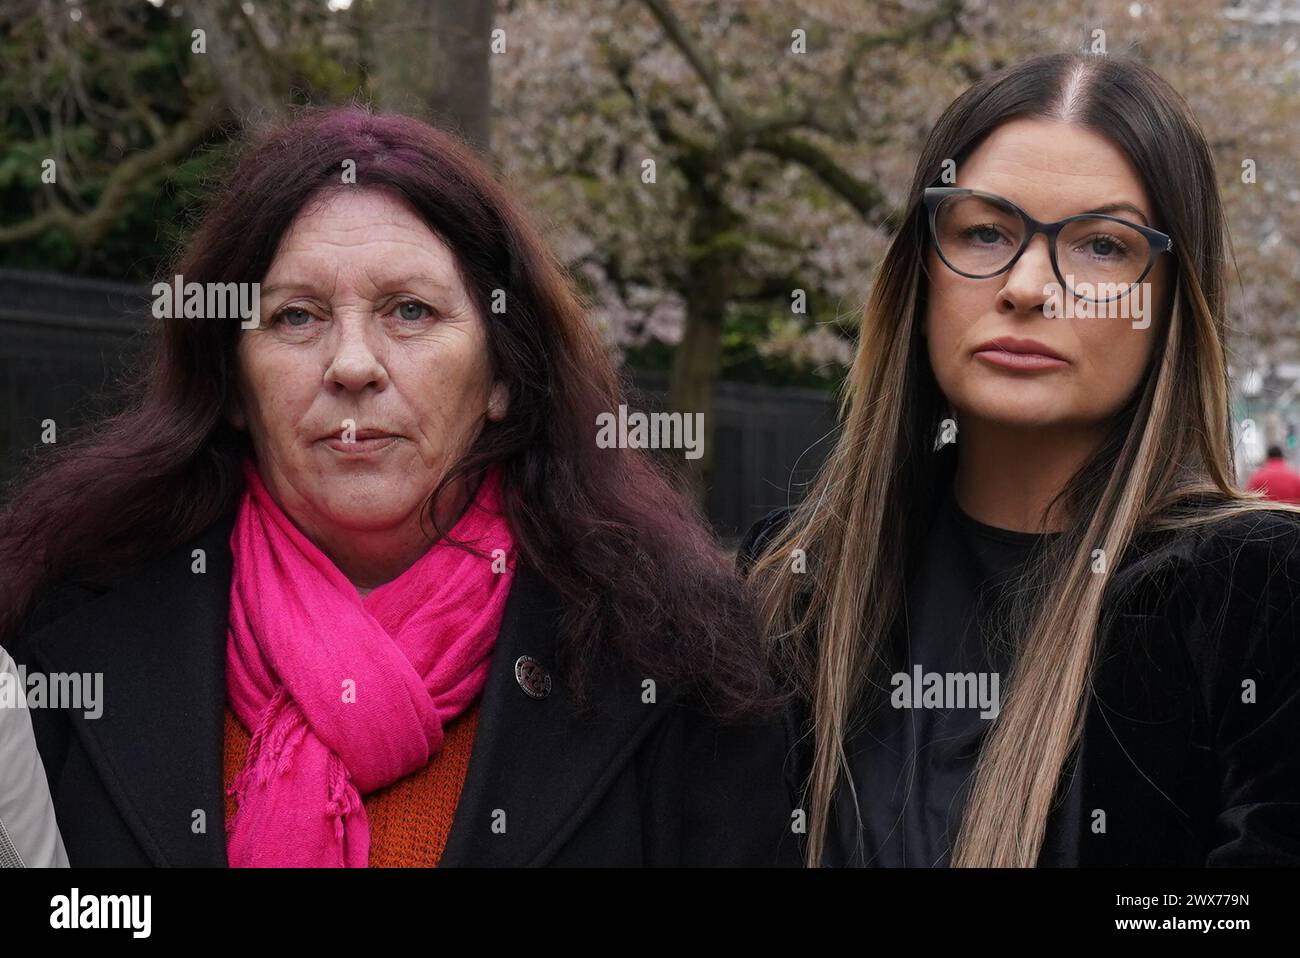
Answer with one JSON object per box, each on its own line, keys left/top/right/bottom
{"left": 265, "top": 189, "right": 462, "bottom": 292}
{"left": 958, "top": 118, "right": 1154, "bottom": 224}
{"left": 277, "top": 188, "right": 441, "bottom": 248}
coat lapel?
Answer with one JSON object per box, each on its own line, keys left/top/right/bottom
{"left": 26, "top": 510, "right": 236, "bottom": 866}
{"left": 27, "top": 508, "right": 679, "bottom": 867}
{"left": 438, "top": 561, "right": 682, "bottom": 866}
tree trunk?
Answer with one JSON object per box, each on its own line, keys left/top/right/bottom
{"left": 365, "top": 0, "right": 494, "bottom": 152}
{"left": 669, "top": 183, "right": 740, "bottom": 500}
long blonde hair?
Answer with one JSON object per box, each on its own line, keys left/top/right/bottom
{"left": 749, "top": 52, "right": 1300, "bottom": 867}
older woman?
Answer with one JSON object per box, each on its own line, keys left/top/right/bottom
{"left": 0, "top": 108, "right": 798, "bottom": 867}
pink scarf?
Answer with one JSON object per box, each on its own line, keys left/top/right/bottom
{"left": 224, "top": 456, "right": 515, "bottom": 867}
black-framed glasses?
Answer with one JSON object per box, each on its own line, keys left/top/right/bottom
{"left": 923, "top": 187, "right": 1174, "bottom": 304}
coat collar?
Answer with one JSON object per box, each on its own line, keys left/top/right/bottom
{"left": 26, "top": 508, "right": 679, "bottom": 867}
{"left": 26, "top": 512, "right": 235, "bottom": 866}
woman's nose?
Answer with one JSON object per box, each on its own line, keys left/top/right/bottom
{"left": 324, "top": 321, "right": 389, "bottom": 392}
{"left": 997, "top": 234, "right": 1056, "bottom": 313}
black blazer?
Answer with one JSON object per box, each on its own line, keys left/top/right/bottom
{"left": 6, "top": 508, "right": 801, "bottom": 867}
{"left": 739, "top": 502, "right": 1300, "bottom": 867}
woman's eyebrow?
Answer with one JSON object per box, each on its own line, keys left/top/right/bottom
{"left": 370, "top": 274, "right": 454, "bottom": 293}
{"left": 1082, "top": 201, "right": 1150, "bottom": 225}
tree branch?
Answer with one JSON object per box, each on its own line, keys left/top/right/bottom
{"left": 635, "top": 0, "right": 930, "bottom": 226}
{"left": 637, "top": 0, "right": 745, "bottom": 127}
{"left": 750, "top": 130, "right": 893, "bottom": 227}
{"left": 0, "top": 96, "right": 227, "bottom": 248}
{"left": 837, "top": 0, "right": 964, "bottom": 97}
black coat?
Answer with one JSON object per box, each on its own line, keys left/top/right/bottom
{"left": 6, "top": 508, "right": 801, "bottom": 867}
{"left": 739, "top": 502, "right": 1300, "bottom": 867}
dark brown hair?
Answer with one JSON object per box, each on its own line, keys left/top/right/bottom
{"left": 0, "top": 106, "right": 775, "bottom": 719}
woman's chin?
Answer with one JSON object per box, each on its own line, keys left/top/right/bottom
{"left": 961, "top": 397, "right": 1078, "bottom": 431}
{"left": 319, "top": 507, "right": 420, "bottom": 534}
{"left": 953, "top": 372, "right": 1070, "bottom": 419}
{"left": 308, "top": 487, "right": 427, "bottom": 534}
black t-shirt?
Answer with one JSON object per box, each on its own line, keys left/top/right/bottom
{"left": 824, "top": 482, "right": 1053, "bottom": 866}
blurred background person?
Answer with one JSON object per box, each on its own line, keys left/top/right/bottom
{"left": 1246, "top": 445, "right": 1300, "bottom": 503}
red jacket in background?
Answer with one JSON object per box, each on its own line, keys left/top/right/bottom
{"left": 1247, "top": 456, "right": 1300, "bottom": 503}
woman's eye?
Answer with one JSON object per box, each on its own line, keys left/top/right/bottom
{"left": 275, "top": 307, "right": 314, "bottom": 327}
{"left": 1080, "top": 234, "right": 1131, "bottom": 258}
{"left": 961, "top": 224, "right": 1006, "bottom": 245}
{"left": 1095, "top": 236, "right": 1127, "bottom": 256}
{"left": 394, "top": 301, "right": 432, "bottom": 322}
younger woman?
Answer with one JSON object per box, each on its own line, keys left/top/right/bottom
{"left": 745, "top": 52, "right": 1300, "bottom": 867}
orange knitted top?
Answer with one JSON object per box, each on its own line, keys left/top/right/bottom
{"left": 222, "top": 700, "right": 480, "bottom": 867}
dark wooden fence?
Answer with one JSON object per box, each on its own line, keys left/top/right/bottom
{"left": 0, "top": 269, "right": 838, "bottom": 542}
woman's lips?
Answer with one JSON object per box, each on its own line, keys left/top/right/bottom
{"left": 973, "top": 349, "right": 1069, "bottom": 370}
{"left": 321, "top": 434, "right": 399, "bottom": 455}
{"left": 972, "top": 337, "right": 1069, "bottom": 371}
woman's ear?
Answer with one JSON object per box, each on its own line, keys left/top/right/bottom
{"left": 486, "top": 381, "right": 509, "bottom": 422}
